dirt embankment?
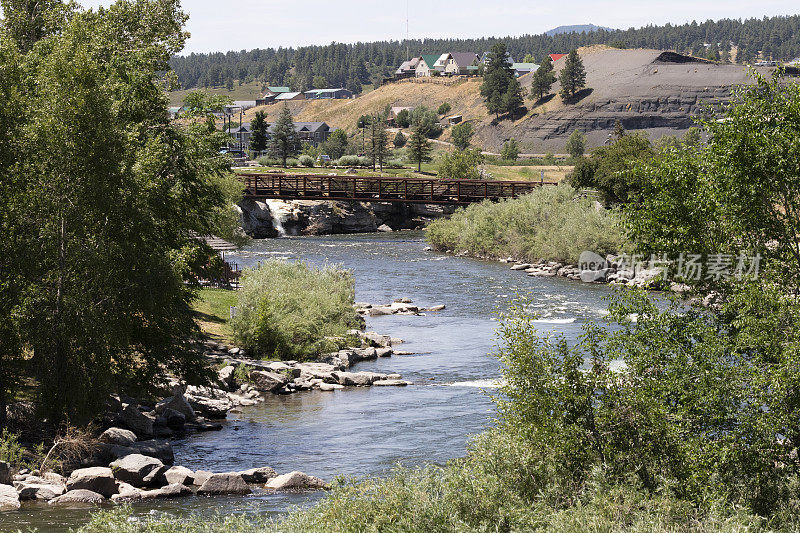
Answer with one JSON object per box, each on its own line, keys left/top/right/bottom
{"left": 241, "top": 46, "right": 778, "bottom": 153}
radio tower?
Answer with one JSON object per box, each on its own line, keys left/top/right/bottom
{"left": 406, "top": 0, "right": 410, "bottom": 61}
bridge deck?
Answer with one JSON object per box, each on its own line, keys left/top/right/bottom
{"left": 238, "top": 173, "right": 552, "bottom": 205}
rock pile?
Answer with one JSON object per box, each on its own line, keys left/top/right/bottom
{"left": 0, "top": 456, "right": 326, "bottom": 507}
{"left": 356, "top": 298, "right": 446, "bottom": 317}
{"left": 508, "top": 258, "right": 663, "bottom": 288}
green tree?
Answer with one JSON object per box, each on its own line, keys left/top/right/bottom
{"left": 406, "top": 126, "right": 433, "bottom": 172}
{"left": 409, "top": 106, "right": 442, "bottom": 138}
{"left": 396, "top": 108, "right": 410, "bottom": 128}
{"left": 0, "top": 0, "right": 75, "bottom": 53}
{"left": 568, "top": 132, "right": 654, "bottom": 204}
{"left": 313, "top": 75, "right": 328, "bottom": 89}
{"left": 682, "top": 126, "right": 702, "bottom": 147}
{"left": 393, "top": 130, "right": 406, "bottom": 148}
{"left": 269, "top": 105, "right": 300, "bottom": 167}
{"left": 367, "top": 113, "right": 390, "bottom": 171}
{"left": 530, "top": 55, "right": 555, "bottom": 101}
{"left": 438, "top": 148, "right": 484, "bottom": 179}
{"left": 480, "top": 41, "right": 517, "bottom": 118}
{"left": 249, "top": 110, "right": 269, "bottom": 153}
{"left": 321, "top": 128, "right": 348, "bottom": 159}
{"left": 625, "top": 71, "right": 800, "bottom": 293}
{"left": 2, "top": 0, "right": 233, "bottom": 422}
{"left": 559, "top": 49, "right": 587, "bottom": 100}
{"left": 437, "top": 102, "right": 451, "bottom": 115}
{"left": 450, "top": 122, "right": 474, "bottom": 151}
{"left": 501, "top": 138, "right": 519, "bottom": 160}
{"left": 565, "top": 129, "right": 586, "bottom": 158}
{"left": 523, "top": 53, "right": 535, "bottom": 63}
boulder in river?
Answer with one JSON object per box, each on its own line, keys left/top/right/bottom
{"left": 99, "top": 427, "right": 137, "bottom": 447}
{"left": 139, "top": 483, "right": 193, "bottom": 499}
{"left": 119, "top": 403, "right": 154, "bottom": 438}
{"left": 110, "top": 454, "right": 166, "bottom": 488}
{"left": 265, "top": 471, "right": 327, "bottom": 491}
{"left": 238, "top": 466, "right": 277, "bottom": 483}
{"left": 373, "top": 379, "right": 412, "bottom": 387}
{"left": 48, "top": 489, "right": 105, "bottom": 505}
{"left": 66, "top": 467, "right": 118, "bottom": 497}
{"left": 0, "top": 484, "right": 20, "bottom": 510}
{"left": 155, "top": 392, "right": 196, "bottom": 422}
{"left": 250, "top": 370, "right": 290, "bottom": 392}
{"left": 163, "top": 465, "right": 195, "bottom": 486}
{"left": 14, "top": 478, "right": 65, "bottom": 501}
{"left": 197, "top": 473, "right": 251, "bottom": 495}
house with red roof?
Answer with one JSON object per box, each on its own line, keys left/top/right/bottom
{"left": 549, "top": 54, "right": 566, "bottom": 62}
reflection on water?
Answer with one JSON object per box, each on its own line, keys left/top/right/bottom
{"left": 1, "top": 232, "right": 616, "bottom": 531}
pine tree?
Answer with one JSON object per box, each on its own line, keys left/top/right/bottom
{"left": 559, "top": 49, "right": 587, "bottom": 101}
{"left": 393, "top": 130, "right": 406, "bottom": 148}
{"left": 367, "top": 113, "right": 390, "bottom": 171}
{"left": 249, "top": 111, "right": 269, "bottom": 153}
{"left": 407, "top": 126, "right": 433, "bottom": 172}
{"left": 530, "top": 56, "right": 555, "bottom": 101}
{"left": 480, "top": 42, "right": 515, "bottom": 118}
{"left": 269, "top": 105, "right": 299, "bottom": 167}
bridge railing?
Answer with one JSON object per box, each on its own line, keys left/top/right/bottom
{"left": 237, "top": 173, "right": 552, "bottom": 204}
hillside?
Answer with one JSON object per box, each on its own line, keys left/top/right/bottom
{"left": 239, "top": 47, "right": 780, "bottom": 153}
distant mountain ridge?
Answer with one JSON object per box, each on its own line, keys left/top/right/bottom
{"left": 545, "top": 24, "right": 616, "bottom": 36}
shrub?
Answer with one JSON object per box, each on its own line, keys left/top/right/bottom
{"left": 501, "top": 138, "right": 519, "bottom": 160}
{"left": 385, "top": 159, "right": 405, "bottom": 169}
{"left": 298, "top": 155, "right": 314, "bottom": 167}
{"left": 0, "top": 429, "right": 25, "bottom": 468}
{"left": 284, "top": 158, "right": 299, "bottom": 167}
{"left": 231, "top": 261, "right": 361, "bottom": 361}
{"left": 426, "top": 183, "right": 625, "bottom": 263}
{"left": 437, "top": 102, "right": 451, "bottom": 115}
{"left": 256, "top": 156, "right": 279, "bottom": 166}
{"left": 335, "top": 155, "right": 366, "bottom": 167}
{"left": 437, "top": 148, "right": 484, "bottom": 180}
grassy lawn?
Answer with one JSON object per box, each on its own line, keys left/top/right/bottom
{"left": 192, "top": 288, "right": 238, "bottom": 343}
{"left": 483, "top": 164, "right": 573, "bottom": 183}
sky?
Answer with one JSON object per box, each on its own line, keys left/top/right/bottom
{"left": 73, "top": 0, "right": 800, "bottom": 54}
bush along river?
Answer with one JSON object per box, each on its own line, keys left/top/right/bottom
{"left": 0, "top": 231, "right": 615, "bottom": 531}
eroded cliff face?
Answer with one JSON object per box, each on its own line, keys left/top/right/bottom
{"left": 237, "top": 199, "right": 455, "bottom": 238}
{"left": 477, "top": 47, "right": 779, "bottom": 152}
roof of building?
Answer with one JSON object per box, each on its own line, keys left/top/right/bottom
{"left": 294, "top": 122, "right": 330, "bottom": 132}
{"left": 396, "top": 57, "right": 421, "bottom": 73}
{"left": 549, "top": 54, "right": 566, "bottom": 62}
{"left": 305, "top": 88, "right": 351, "bottom": 94}
{"left": 419, "top": 55, "right": 441, "bottom": 69}
{"left": 275, "top": 92, "right": 303, "bottom": 100}
{"left": 512, "top": 63, "right": 539, "bottom": 70}
{"left": 226, "top": 124, "right": 251, "bottom": 133}
{"left": 450, "top": 52, "right": 480, "bottom": 68}
{"left": 267, "top": 86, "right": 291, "bottom": 93}
{"left": 434, "top": 53, "right": 450, "bottom": 67}
{"left": 232, "top": 100, "right": 257, "bottom": 108}
{"left": 265, "top": 121, "right": 330, "bottom": 133}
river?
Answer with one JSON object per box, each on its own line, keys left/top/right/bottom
{"left": 2, "top": 231, "right": 615, "bottom": 531}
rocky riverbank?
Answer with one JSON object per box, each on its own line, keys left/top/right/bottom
{"left": 0, "top": 321, "right": 426, "bottom": 510}
{"left": 238, "top": 198, "right": 455, "bottom": 238}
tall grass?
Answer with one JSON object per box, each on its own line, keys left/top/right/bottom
{"left": 427, "top": 183, "right": 626, "bottom": 263}
{"left": 231, "top": 260, "right": 361, "bottom": 360}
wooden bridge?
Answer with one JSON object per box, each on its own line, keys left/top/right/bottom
{"left": 238, "top": 173, "right": 552, "bottom": 205}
